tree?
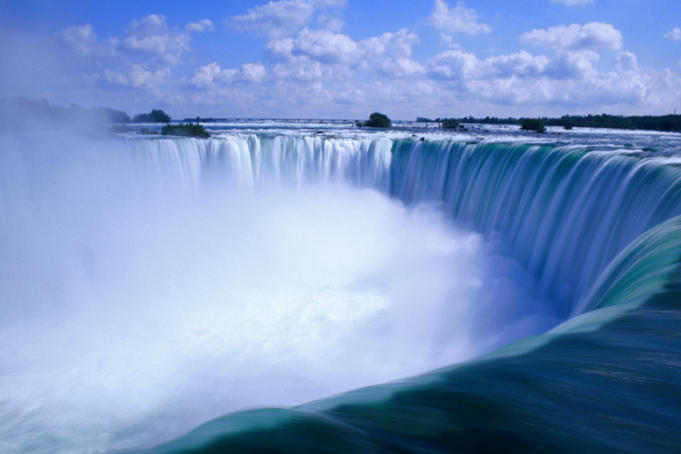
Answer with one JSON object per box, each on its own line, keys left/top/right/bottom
{"left": 360, "top": 112, "right": 392, "bottom": 128}
{"left": 161, "top": 123, "right": 210, "bottom": 138}
{"left": 133, "top": 109, "right": 171, "bottom": 123}
{"left": 441, "top": 118, "right": 460, "bottom": 129}
{"left": 520, "top": 118, "right": 546, "bottom": 133}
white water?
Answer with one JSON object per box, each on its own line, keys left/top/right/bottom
{"left": 0, "top": 134, "right": 556, "bottom": 453}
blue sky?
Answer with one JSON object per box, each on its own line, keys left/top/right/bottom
{"left": 1, "top": 0, "right": 680, "bottom": 119}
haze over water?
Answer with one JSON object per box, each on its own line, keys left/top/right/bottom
{"left": 0, "top": 129, "right": 561, "bottom": 453}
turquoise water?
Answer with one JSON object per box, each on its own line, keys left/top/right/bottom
{"left": 3, "top": 125, "right": 681, "bottom": 453}
{"left": 137, "top": 133, "right": 681, "bottom": 453}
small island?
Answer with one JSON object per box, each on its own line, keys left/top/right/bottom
{"left": 520, "top": 118, "right": 547, "bottom": 133}
{"left": 440, "top": 118, "right": 468, "bottom": 131}
{"left": 133, "top": 109, "right": 171, "bottom": 123}
{"left": 356, "top": 112, "right": 392, "bottom": 128}
{"left": 161, "top": 122, "right": 210, "bottom": 138}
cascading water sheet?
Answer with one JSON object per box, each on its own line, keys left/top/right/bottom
{"left": 0, "top": 133, "right": 560, "bottom": 453}
{"left": 3, "top": 126, "right": 681, "bottom": 453}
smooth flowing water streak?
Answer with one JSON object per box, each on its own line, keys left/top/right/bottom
{"left": 3, "top": 130, "right": 681, "bottom": 453}
{"left": 124, "top": 133, "right": 681, "bottom": 314}
{"left": 0, "top": 134, "right": 556, "bottom": 453}
{"left": 390, "top": 140, "right": 681, "bottom": 314}
{"left": 134, "top": 131, "right": 681, "bottom": 454}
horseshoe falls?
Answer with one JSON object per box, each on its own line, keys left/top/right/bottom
{"left": 2, "top": 124, "right": 681, "bottom": 453}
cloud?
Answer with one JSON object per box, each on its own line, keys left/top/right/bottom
{"left": 361, "top": 29, "right": 424, "bottom": 78}
{"left": 291, "top": 28, "right": 359, "bottom": 63}
{"left": 241, "top": 63, "right": 267, "bottom": 83}
{"left": 273, "top": 57, "right": 324, "bottom": 81}
{"left": 614, "top": 51, "right": 639, "bottom": 72}
{"left": 427, "top": 49, "right": 480, "bottom": 80}
{"left": 427, "top": 50, "right": 551, "bottom": 81}
{"left": 427, "top": 0, "right": 491, "bottom": 35}
{"left": 59, "top": 15, "right": 214, "bottom": 66}
{"left": 423, "top": 46, "right": 660, "bottom": 109}
{"left": 122, "top": 14, "right": 192, "bottom": 64}
{"left": 521, "top": 22, "right": 622, "bottom": 50}
{"left": 104, "top": 64, "right": 170, "bottom": 87}
{"left": 666, "top": 28, "right": 681, "bottom": 41}
{"left": 550, "top": 0, "right": 593, "bottom": 5}
{"left": 485, "top": 51, "right": 551, "bottom": 78}
{"left": 186, "top": 19, "right": 215, "bottom": 33}
{"left": 375, "top": 57, "right": 425, "bottom": 78}
{"left": 59, "top": 24, "right": 97, "bottom": 56}
{"left": 361, "top": 29, "right": 419, "bottom": 59}
{"left": 266, "top": 27, "right": 423, "bottom": 79}
{"left": 230, "top": 0, "right": 346, "bottom": 38}
{"left": 266, "top": 38, "right": 296, "bottom": 61}
{"left": 543, "top": 49, "right": 599, "bottom": 79}
{"left": 47, "top": 7, "right": 681, "bottom": 118}
{"left": 190, "top": 62, "right": 235, "bottom": 88}
{"left": 316, "top": 14, "right": 344, "bottom": 32}
{"left": 190, "top": 62, "right": 267, "bottom": 88}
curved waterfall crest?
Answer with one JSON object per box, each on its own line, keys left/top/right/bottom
{"left": 121, "top": 134, "right": 681, "bottom": 315}
{"left": 4, "top": 131, "right": 681, "bottom": 454}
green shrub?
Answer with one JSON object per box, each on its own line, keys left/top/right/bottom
{"left": 161, "top": 123, "right": 210, "bottom": 138}
{"left": 134, "top": 109, "right": 171, "bottom": 123}
{"left": 441, "top": 118, "right": 460, "bottom": 129}
{"left": 520, "top": 118, "right": 546, "bottom": 133}
{"left": 360, "top": 112, "right": 392, "bottom": 128}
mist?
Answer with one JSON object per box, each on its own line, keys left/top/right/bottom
{"left": 0, "top": 133, "right": 558, "bottom": 453}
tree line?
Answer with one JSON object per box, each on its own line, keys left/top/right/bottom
{"left": 419, "top": 114, "right": 681, "bottom": 133}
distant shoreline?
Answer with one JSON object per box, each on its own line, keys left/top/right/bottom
{"left": 417, "top": 114, "right": 681, "bottom": 133}
{"left": 2, "top": 98, "right": 680, "bottom": 134}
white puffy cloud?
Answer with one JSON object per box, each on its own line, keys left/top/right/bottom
{"left": 273, "top": 57, "right": 324, "bottom": 81}
{"left": 52, "top": 5, "right": 681, "bottom": 118}
{"left": 439, "top": 33, "right": 459, "bottom": 48}
{"left": 177, "top": 45, "right": 680, "bottom": 117}
{"left": 428, "top": 50, "right": 551, "bottom": 81}
{"left": 376, "top": 58, "right": 425, "bottom": 78}
{"left": 291, "top": 28, "right": 359, "bottom": 63}
{"left": 266, "top": 38, "right": 295, "bottom": 62}
{"left": 266, "top": 27, "right": 423, "bottom": 79}
{"left": 446, "top": 68, "right": 650, "bottom": 107}
{"left": 551, "top": 0, "right": 593, "bottom": 6}
{"left": 359, "top": 29, "right": 423, "bottom": 77}
{"left": 316, "top": 14, "right": 344, "bottom": 32}
{"left": 484, "top": 51, "right": 551, "bottom": 78}
{"left": 122, "top": 14, "right": 192, "bottom": 64}
{"left": 427, "top": 0, "right": 491, "bottom": 35}
{"left": 422, "top": 45, "right": 663, "bottom": 110}
{"left": 59, "top": 24, "right": 97, "bottom": 56}
{"left": 361, "top": 29, "right": 419, "bottom": 59}
{"left": 521, "top": 22, "right": 622, "bottom": 50}
{"left": 666, "top": 28, "right": 681, "bottom": 41}
{"left": 190, "top": 62, "right": 267, "bottom": 88}
{"left": 242, "top": 63, "right": 267, "bottom": 83}
{"left": 104, "top": 64, "right": 170, "bottom": 87}
{"left": 543, "top": 49, "right": 599, "bottom": 79}
{"left": 230, "top": 0, "right": 346, "bottom": 38}
{"left": 190, "top": 62, "right": 236, "bottom": 88}
{"left": 614, "top": 51, "right": 639, "bottom": 72}
{"left": 186, "top": 19, "right": 215, "bottom": 33}
{"left": 427, "top": 49, "right": 480, "bottom": 80}
{"left": 60, "top": 15, "right": 214, "bottom": 66}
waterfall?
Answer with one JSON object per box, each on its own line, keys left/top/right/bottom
{"left": 4, "top": 131, "right": 681, "bottom": 454}
{"left": 118, "top": 135, "right": 681, "bottom": 315}
{"left": 130, "top": 134, "right": 681, "bottom": 454}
